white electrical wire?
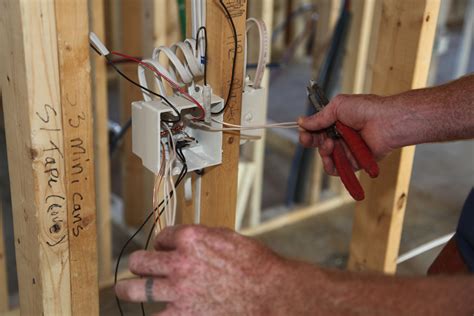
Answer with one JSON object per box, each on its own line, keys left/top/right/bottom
{"left": 396, "top": 232, "right": 455, "bottom": 264}
{"left": 192, "top": 120, "right": 298, "bottom": 132}
{"left": 159, "top": 123, "right": 178, "bottom": 227}
{"left": 212, "top": 118, "right": 298, "bottom": 128}
{"left": 153, "top": 141, "right": 167, "bottom": 234}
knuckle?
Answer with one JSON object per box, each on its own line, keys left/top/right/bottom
{"left": 178, "top": 225, "right": 202, "bottom": 243}
{"left": 332, "top": 93, "right": 348, "bottom": 103}
{"left": 128, "top": 250, "right": 146, "bottom": 272}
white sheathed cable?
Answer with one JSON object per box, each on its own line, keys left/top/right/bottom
{"left": 89, "top": 32, "right": 109, "bottom": 56}
{"left": 137, "top": 59, "right": 169, "bottom": 99}
{"left": 244, "top": 18, "right": 269, "bottom": 88}
{"left": 396, "top": 232, "right": 455, "bottom": 264}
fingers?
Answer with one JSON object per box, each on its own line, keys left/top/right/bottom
{"left": 299, "top": 131, "right": 322, "bottom": 148}
{"left": 154, "top": 225, "right": 182, "bottom": 251}
{"left": 154, "top": 225, "right": 206, "bottom": 251}
{"left": 129, "top": 250, "right": 178, "bottom": 277}
{"left": 298, "top": 102, "right": 337, "bottom": 131}
{"left": 115, "top": 277, "right": 177, "bottom": 302}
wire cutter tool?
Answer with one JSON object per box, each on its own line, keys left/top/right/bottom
{"left": 306, "top": 80, "right": 379, "bottom": 201}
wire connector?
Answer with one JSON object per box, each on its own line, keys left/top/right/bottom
{"left": 89, "top": 32, "right": 110, "bottom": 56}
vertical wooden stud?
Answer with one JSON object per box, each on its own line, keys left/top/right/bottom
{"left": 119, "top": 0, "right": 153, "bottom": 228}
{"left": 246, "top": 0, "right": 274, "bottom": 227}
{"left": 55, "top": 1, "right": 100, "bottom": 313}
{"left": 89, "top": 0, "right": 112, "bottom": 284}
{"left": 348, "top": 0, "right": 440, "bottom": 274}
{"left": 0, "top": 0, "right": 99, "bottom": 314}
{"left": 308, "top": 0, "right": 342, "bottom": 203}
{"left": 341, "top": 0, "right": 376, "bottom": 94}
{"left": 198, "top": 0, "right": 248, "bottom": 228}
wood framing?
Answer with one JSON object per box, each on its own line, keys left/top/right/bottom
{"left": 119, "top": 0, "right": 153, "bottom": 228}
{"left": 89, "top": 0, "right": 112, "bottom": 284}
{"left": 341, "top": 0, "right": 376, "bottom": 94}
{"left": 243, "top": 0, "right": 274, "bottom": 228}
{"left": 199, "top": 1, "right": 247, "bottom": 228}
{"left": 0, "top": 0, "right": 99, "bottom": 314}
{"left": 308, "top": 0, "right": 342, "bottom": 203}
{"left": 348, "top": 0, "right": 440, "bottom": 274}
{"left": 179, "top": 1, "right": 247, "bottom": 228}
{"left": 120, "top": 0, "right": 180, "bottom": 228}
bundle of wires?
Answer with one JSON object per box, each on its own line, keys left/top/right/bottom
{"left": 114, "top": 141, "right": 188, "bottom": 316}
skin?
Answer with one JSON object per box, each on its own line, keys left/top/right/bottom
{"left": 116, "top": 75, "right": 474, "bottom": 315}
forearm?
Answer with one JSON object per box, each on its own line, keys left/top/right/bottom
{"left": 287, "top": 261, "right": 474, "bottom": 315}
{"left": 388, "top": 74, "right": 474, "bottom": 148}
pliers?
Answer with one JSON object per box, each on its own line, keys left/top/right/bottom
{"left": 306, "top": 80, "right": 379, "bottom": 201}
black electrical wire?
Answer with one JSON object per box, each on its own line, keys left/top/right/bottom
{"left": 212, "top": 0, "right": 238, "bottom": 115}
{"left": 140, "top": 139, "right": 188, "bottom": 315}
{"left": 115, "top": 160, "right": 188, "bottom": 316}
{"left": 195, "top": 26, "right": 208, "bottom": 85}
{"left": 89, "top": 43, "right": 181, "bottom": 124}
{"left": 105, "top": 57, "right": 181, "bottom": 124}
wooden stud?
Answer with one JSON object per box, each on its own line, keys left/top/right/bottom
{"left": 178, "top": 1, "right": 247, "bottom": 229}
{"left": 245, "top": 0, "right": 274, "bottom": 228}
{"left": 348, "top": 0, "right": 440, "bottom": 274}
{"left": 341, "top": 0, "right": 376, "bottom": 95}
{"left": 89, "top": 0, "right": 112, "bottom": 284}
{"left": 54, "top": 1, "right": 100, "bottom": 313}
{"left": 311, "top": 0, "right": 342, "bottom": 77}
{"left": 308, "top": 0, "right": 342, "bottom": 203}
{"left": 1, "top": 0, "right": 99, "bottom": 314}
{"left": 119, "top": 0, "right": 154, "bottom": 228}
{"left": 198, "top": 1, "right": 248, "bottom": 228}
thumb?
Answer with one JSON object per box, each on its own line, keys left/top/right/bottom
{"left": 298, "top": 103, "right": 337, "bottom": 131}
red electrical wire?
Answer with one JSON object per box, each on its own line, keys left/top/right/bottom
{"left": 110, "top": 51, "right": 206, "bottom": 120}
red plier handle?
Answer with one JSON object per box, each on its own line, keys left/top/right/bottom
{"left": 307, "top": 81, "right": 379, "bottom": 201}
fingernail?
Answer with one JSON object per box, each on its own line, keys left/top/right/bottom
{"left": 297, "top": 117, "right": 304, "bottom": 125}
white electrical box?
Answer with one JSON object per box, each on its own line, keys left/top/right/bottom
{"left": 240, "top": 82, "right": 266, "bottom": 144}
{"left": 132, "top": 92, "right": 224, "bottom": 175}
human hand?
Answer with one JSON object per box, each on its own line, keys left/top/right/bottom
{"left": 299, "top": 94, "right": 399, "bottom": 175}
{"left": 115, "top": 225, "right": 300, "bottom": 315}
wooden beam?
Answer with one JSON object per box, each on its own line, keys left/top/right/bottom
{"left": 89, "top": 0, "right": 112, "bottom": 284}
{"left": 244, "top": 0, "right": 274, "bottom": 228}
{"left": 341, "top": 0, "right": 376, "bottom": 94}
{"left": 179, "top": 1, "right": 247, "bottom": 228}
{"left": 348, "top": 0, "right": 440, "bottom": 274}
{"left": 242, "top": 196, "right": 353, "bottom": 236}
{"left": 54, "top": 2, "right": 100, "bottom": 312}
{"left": 198, "top": 1, "right": 248, "bottom": 228}
{"left": 311, "top": 0, "right": 342, "bottom": 77}
{"left": 308, "top": 0, "right": 342, "bottom": 203}
{"left": 119, "top": 0, "right": 151, "bottom": 228}
{"left": 120, "top": 0, "right": 180, "bottom": 228}
{"left": 0, "top": 0, "right": 99, "bottom": 314}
